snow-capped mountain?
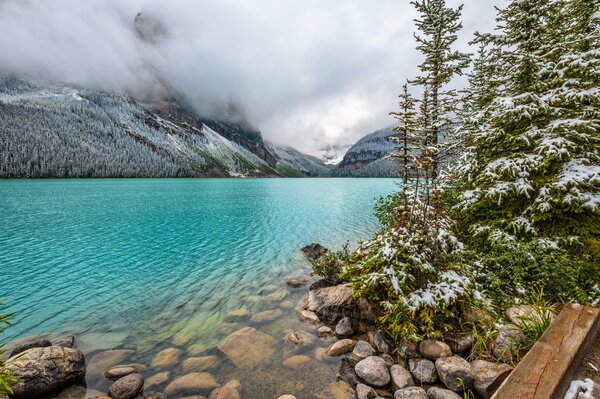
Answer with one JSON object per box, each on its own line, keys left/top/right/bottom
{"left": 265, "top": 141, "right": 332, "bottom": 177}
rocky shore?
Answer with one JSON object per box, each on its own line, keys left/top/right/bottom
{"left": 1, "top": 244, "right": 534, "bottom": 399}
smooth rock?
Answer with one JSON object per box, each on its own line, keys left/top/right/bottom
{"left": 224, "top": 308, "right": 248, "bottom": 321}
{"left": 399, "top": 341, "right": 420, "bottom": 359}
{"left": 7, "top": 346, "right": 86, "bottom": 398}
{"left": 380, "top": 353, "right": 395, "bottom": 368}
{"left": 390, "top": 364, "right": 414, "bottom": 390}
{"left": 187, "top": 343, "right": 206, "bottom": 356}
{"left": 356, "top": 383, "right": 378, "bottom": 399}
{"left": 505, "top": 305, "right": 534, "bottom": 328}
{"left": 315, "top": 381, "right": 354, "bottom": 399}
{"left": 56, "top": 384, "right": 86, "bottom": 399}
{"left": 314, "top": 347, "right": 328, "bottom": 361}
{"left": 306, "top": 283, "right": 375, "bottom": 322}
{"left": 52, "top": 336, "right": 75, "bottom": 349}
{"left": 139, "top": 393, "right": 167, "bottom": 399}
{"left": 207, "top": 379, "right": 241, "bottom": 399}
{"left": 335, "top": 317, "right": 354, "bottom": 337}
{"left": 146, "top": 371, "right": 170, "bottom": 388}
{"left": 87, "top": 350, "right": 134, "bottom": 378}
{"left": 298, "top": 310, "right": 320, "bottom": 325}
{"left": 108, "top": 373, "right": 144, "bottom": 399}
{"left": 182, "top": 356, "right": 219, "bottom": 372}
{"left": 420, "top": 340, "right": 452, "bottom": 359}
{"left": 286, "top": 330, "right": 315, "bottom": 346}
{"left": 444, "top": 335, "right": 474, "bottom": 354}
{"left": 435, "top": 356, "right": 474, "bottom": 392}
{"left": 164, "top": 373, "right": 220, "bottom": 396}
{"left": 355, "top": 356, "right": 391, "bottom": 387}
{"left": 352, "top": 340, "right": 376, "bottom": 361}
{"left": 471, "top": 359, "right": 513, "bottom": 398}
{"left": 301, "top": 243, "right": 329, "bottom": 260}
{"left": 327, "top": 339, "right": 356, "bottom": 356}
{"left": 427, "top": 386, "right": 462, "bottom": 399}
{"left": 251, "top": 309, "right": 282, "bottom": 323}
{"left": 277, "top": 396, "right": 297, "bottom": 399}
{"left": 217, "top": 327, "right": 275, "bottom": 368}
{"left": 371, "top": 330, "right": 392, "bottom": 354}
{"left": 394, "top": 387, "right": 428, "bottom": 399}
{"left": 286, "top": 277, "right": 309, "bottom": 288}
{"left": 283, "top": 355, "right": 310, "bottom": 369}
{"left": 9, "top": 339, "right": 52, "bottom": 358}
{"left": 409, "top": 358, "right": 438, "bottom": 383}
{"left": 317, "top": 326, "right": 334, "bottom": 337}
{"left": 151, "top": 348, "right": 181, "bottom": 368}
{"left": 493, "top": 324, "right": 525, "bottom": 363}
{"left": 104, "top": 364, "right": 145, "bottom": 380}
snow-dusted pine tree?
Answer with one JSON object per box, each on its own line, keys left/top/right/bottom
{"left": 411, "top": 0, "right": 470, "bottom": 177}
{"left": 389, "top": 82, "right": 418, "bottom": 187}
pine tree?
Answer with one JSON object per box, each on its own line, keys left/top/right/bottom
{"left": 390, "top": 82, "right": 418, "bottom": 188}
{"left": 411, "top": 0, "right": 470, "bottom": 178}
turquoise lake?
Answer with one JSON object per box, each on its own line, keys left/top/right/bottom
{"left": 0, "top": 178, "right": 398, "bottom": 398}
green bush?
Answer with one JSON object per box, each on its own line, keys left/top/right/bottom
{"left": 311, "top": 243, "right": 350, "bottom": 280}
{"left": 0, "top": 303, "right": 19, "bottom": 396}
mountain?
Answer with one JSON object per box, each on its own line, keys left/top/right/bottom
{"left": 265, "top": 141, "right": 332, "bottom": 177}
{"left": 333, "top": 127, "right": 399, "bottom": 177}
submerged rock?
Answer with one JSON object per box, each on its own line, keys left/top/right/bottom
{"left": 315, "top": 381, "right": 355, "bottom": 399}
{"left": 208, "top": 379, "right": 241, "bottom": 399}
{"left": 250, "top": 309, "right": 282, "bottom": 323}
{"left": 286, "top": 277, "right": 309, "bottom": 288}
{"left": 283, "top": 355, "right": 310, "bottom": 369}
{"left": 286, "top": 330, "right": 316, "bottom": 346}
{"left": 108, "top": 373, "right": 144, "bottom": 399}
{"left": 182, "top": 356, "right": 219, "bottom": 372}
{"left": 146, "top": 371, "right": 170, "bottom": 388}
{"left": 52, "top": 336, "right": 75, "bottom": 348}
{"left": 104, "top": 364, "right": 145, "bottom": 380}
{"left": 298, "top": 310, "right": 320, "bottom": 324}
{"left": 88, "top": 349, "right": 135, "bottom": 378}
{"left": 164, "top": 372, "right": 220, "bottom": 396}
{"left": 435, "top": 356, "right": 474, "bottom": 392}
{"left": 355, "top": 356, "right": 391, "bottom": 387}
{"left": 217, "top": 327, "right": 275, "bottom": 367}
{"left": 471, "top": 359, "right": 513, "bottom": 398}
{"left": 301, "top": 243, "right": 329, "bottom": 260}
{"left": 7, "top": 346, "right": 86, "bottom": 398}
{"left": 151, "top": 348, "right": 181, "bottom": 368}
{"left": 9, "top": 338, "right": 52, "bottom": 358}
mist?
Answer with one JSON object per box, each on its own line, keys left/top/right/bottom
{"left": 0, "top": 0, "right": 502, "bottom": 157}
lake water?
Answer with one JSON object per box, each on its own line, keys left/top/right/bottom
{"left": 0, "top": 178, "right": 398, "bottom": 399}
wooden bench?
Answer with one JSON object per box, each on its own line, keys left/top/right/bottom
{"left": 491, "top": 303, "right": 600, "bottom": 399}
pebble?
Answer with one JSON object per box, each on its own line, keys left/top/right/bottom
{"left": 327, "top": 339, "right": 356, "bottom": 356}
{"left": 409, "top": 358, "right": 438, "bottom": 383}
{"left": 352, "top": 340, "right": 377, "bottom": 361}
{"left": 335, "top": 317, "right": 354, "bottom": 337}
{"left": 108, "top": 373, "right": 144, "bottom": 399}
{"left": 355, "top": 356, "right": 391, "bottom": 387}
{"left": 151, "top": 348, "right": 181, "bottom": 368}
{"left": 390, "top": 364, "right": 414, "bottom": 390}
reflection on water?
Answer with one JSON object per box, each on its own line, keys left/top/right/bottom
{"left": 0, "top": 178, "right": 398, "bottom": 398}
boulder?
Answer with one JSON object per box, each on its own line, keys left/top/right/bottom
{"left": 9, "top": 338, "right": 52, "bottom": 358}
{"left": 298, "top": 310, "right": 320, "bottom": 325}
{"left": 217, "top": 327, "right": 275, "bottom": 368}
{"left": 52, "top": 336, "right": 75, "bottom": 348}
{"left": 286, "top": 277, "right": 309, "bottom": 288}
{"left": 390, "top": 364, "right": 414, "bottom": 390}
{"left": 355, "top": 356, "right": 391, "bottom": 387}
{"left": 427, "top": 386, "right": 462, "bottom": 399}
{"left": 327, "top": 339, "right": 356, "bottom": 356}
{"left": 104, "top": 364, "right": 145, "bottom": 380}
{"left": 87, "top": 350, "right": 135, "bottom": 377}
{"left": 282, "top": 355, "right": 310, "bottom": 369}
{"left": 301, "top": 243, "right": 329, "bottom": 260}
{"left": 493, "top": 324, "right": 525, "bottom": 363}
{"left": 356, "top": 383, "right": 378, "bottom": 399}
{"left": 419, "top": 340, "right": 452, "bottom": 360}
{"left": 409, "top": 358, "right": 438, "bottom": 383}
{"left": 306, "top": 283, "right": 375, "bottom": 322}
{"left": 164, "top": 373, "right": 220, "bottom": 396}
{"left": 286, "top": 330, "right": 316, "bottom": 346}
{"left": 182, "top": 356, "right": 219, "bottom": 372}
{"left": 471, "top": 359, "right": 513, "bottom": 399}
{"left": 435, "top": 356, "right": 474, "bottom": 392}
{"left": 151, "top": 348, "right": 181, "bottom": 368}
{"left": 335, "top": 317, "right": 354, "bottom": 337}
{"left": 317, "top": 326, "right": 334, "bottom": 337}
{"left": 444, "top": 335, "right": 474, "bottom": 354}
{"left": 394, "top": 387, "right": 427, "bottom": 399}
{"left": 7, "top": 346, "right": 86, "bottom": 398}
{"left": 208, "top": 379, "right": 241, "bottom": 399}
{"left": 108, "top": 373, "right": 144, "bottom": 399}
{"left": 309, "top": 278, "right": 342, "bottom": 291}
{"left": 352, "top": 340, "right": 376, "bottom": 362}
{"left": 505, "top": 305, "right": 534, "bottom": 328}
{"left": 370, "top": 330, "right": 392, "bottom": 354}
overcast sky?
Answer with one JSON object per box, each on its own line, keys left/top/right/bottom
{"left": 0, "top": 0, "right": 504, "bottom": 158}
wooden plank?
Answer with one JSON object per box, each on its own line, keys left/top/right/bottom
{"left": 491, "top": 304, "right": 600, "bottom": 399}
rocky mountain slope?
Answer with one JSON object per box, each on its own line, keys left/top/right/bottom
{"left": 0, "top": 76, "right": 328, "bottom": 178}
{"left": 333, "top": 127, "right": 399, "bottom": 177}
{"left": 265, "top": 141, "right": 333, "bottom": 177}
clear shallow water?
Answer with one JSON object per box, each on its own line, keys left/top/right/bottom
{"left": 0, "top": 178, "right": 398, "bottom": 398}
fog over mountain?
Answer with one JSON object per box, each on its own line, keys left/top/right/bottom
{"left": 0, "top": 0, "right": 501, "bottom": 159}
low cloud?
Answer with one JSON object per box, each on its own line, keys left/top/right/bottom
{"left": 0, "top": 0, "right": 503, "bottom": 157}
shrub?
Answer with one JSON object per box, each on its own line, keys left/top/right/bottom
{"left": 0, "top": 302, "right": 18, "bottom": 396}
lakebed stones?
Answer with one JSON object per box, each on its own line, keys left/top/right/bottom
{"left": 108, "top": 373, "right": 144, "bottom": 399}
{"left": 208, "top": 379, "right": 241, "bottom": 399}
{"left": 224, "top": 308, "right": 248, "bottom": 321}
{"left": 182, "top": 356, "right": 219, "bottom": 372}
{"left": 315, "top": 381, "right": 355, "bottom": 399}
{"left": 301, "top": 243, "right": 329, "bottom": 260}
{"left": 427, "top": 386, "right": 462, "bottom": 399}
{"left": 52, "top": 336, "right": 75, "bottom": 348}
{"left": 305, "top": 283, "right": 375, "bottom": 322}
{"left": 471, "top": 359, "right": 513, "bottom": 398}
{"left": 409, "top": 358, "right": 438, "bottom": 383}
{"left": 435, "top": 356, "right": 474, "bottom": 392}
{"left": 7, "top": 346, "right": 86, "bottom": 398}
{"left": 151, "top": 348, "right": 181, "bottom": 368}
{"left": 298, "top": 310, "right": 320, "bottom": 325}
{"left": 394, "top": 387, "right": 427, "bottom": 399}
{"left": 317, "top": 326, "right": 334, "bottom": 337}
{"left": 335, "top": 317, "right": 354, "bottom": 337}
{"left": 88, "top": 350, "right": 135, "bottom": 377}
{"left": 327, "top": 339, "right": 356, "bottom": 356}
{"left": 145, "top": 371, "right": 170, "bottom": 388}
{"left": 493, "top": 324, "right": 525, "bottom": 362}
{"left": 250, "top": 309, "right": 282, "bottom": 323}
{"left": 104, "top": 364, "right": 145, "bottom": 380}
{"left": 390, "top": 364, "right": 414, "bottom": 390}
{"left": 286, "top": 330, "right": 315, "bottom": 346}
{"left": 352, "top": 340, "right": 377, "bottom": 362}
{"left": 355, "top": 356, "right": 391, "bottom": 387}
{"left": 419, "top": 340, "right": 452, "bottom": 360}
{"left": 286, "top": 277, "right": 309, "bottom": 288}
{"left": 283, "top": 354, "right": 310, "bottom": 369}
{"left": 217, "top": 327, "right": 275, "bottom": 368}
{"left": 164, "top": 372, "right": 220, "bottom": 396}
